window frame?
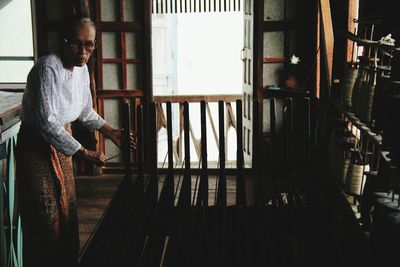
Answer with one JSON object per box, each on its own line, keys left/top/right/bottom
{"left": 0, "top": 0, "right": 37, "bottom": 89}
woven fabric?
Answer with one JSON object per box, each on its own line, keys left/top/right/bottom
{"left": 16, "top": 123, "right": 79, "bottom": 267}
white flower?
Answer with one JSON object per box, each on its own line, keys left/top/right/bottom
{"left": 290, "top": 54, "right": 300, "bottom": 65}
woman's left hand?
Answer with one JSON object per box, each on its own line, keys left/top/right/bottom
{"left": 99, "top": 123, "right": 136, "bottom": 150}
{"left": 109, "top": 129, "right": 136, "bottom": 149}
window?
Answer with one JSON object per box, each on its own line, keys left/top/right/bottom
{"left": 0, "top": 0, "right": 35, "bottom": 85}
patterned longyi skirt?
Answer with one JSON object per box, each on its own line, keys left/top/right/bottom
{"left": 16, "top": 123, "right": 79, "bottom": 267}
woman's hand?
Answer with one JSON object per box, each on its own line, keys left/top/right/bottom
{"left": 78, "top": 147, "right": 107, "bottom": 165}
{"left": 99, "top": 123, "right": 136, "bottom": 150}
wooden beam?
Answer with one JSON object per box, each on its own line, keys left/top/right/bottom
{"left": 45, "top": 21, "right": 143, "bottom": 32}
{"left": 96, "top": 90, "right": 144, "bottom": 98}
{"left": 263, "top": 57, "right": 285, "bottom": 63}
{"left": 320, "top": 0, "right": 334, "bottom": 88}
{"left": 102, "top": 58, "right": 144, "bottom": 63}
{"left": 347, "top": 0, "right": 358, "bottom": 63}
{"left": 316, "top": 1, "right": 320, "bottom": 98}
{"left": 153, "top": 94, "right": 241, "bottom": 103}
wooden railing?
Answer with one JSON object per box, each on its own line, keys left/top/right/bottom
{"left": 153, "top": 94, "right": 242, "bottom": 166}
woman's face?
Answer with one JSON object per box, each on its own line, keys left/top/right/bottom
{"left": 63, "top": 23, "right": 96, "bottom": 68}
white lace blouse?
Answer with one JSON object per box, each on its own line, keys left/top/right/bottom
{"left": 20, "top": 53, "right": 105, "bottom": 156}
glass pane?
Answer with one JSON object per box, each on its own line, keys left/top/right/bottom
{"left": 101, "top": 0, "right": 119, "bottom": 21}
{"left": 263, "top": 63, "right": 284, "bottom": 87}
{"left": 124, "top": 0, "right": 137, "bottom": 21}
{"left": 127, "top": 63, "right": 141, "bottom": 89}
{"left": 102, "top": 32, "right": 121, "bottom": 58}
{"left": 0, "top": 61, "right": 34, "bottom": 83}
{"left": 264, "top": 0, "right": 284, "bottom": 21}
{"left": 243, "top": 21, "right": 247, "bottom": 48}
{"left": 0, "top": 0, "right": 33, "bottom": 57}
{"left": 247, "top": 20, "right": 251, "bottom": 49}
{"left": 103, "top": 64, "right": 122, "bottom": 89}
{"left": 103, "top": 99, "right": 122, "bottom": 162}
{"left": 245, "top": 0, "right": 251, "bottom": 15}
{"left": 263, "top": 31, "right": 284, "bottom": 58}
{"left": 47, "top": 31, "right": 59, "bottom": 53}
{"left": 288, "top": 30, "right": 297, "bottom": 58}
{"left": 46, "top": 0, "right": 64, "bottom": 20}
{"left": 126, "top": 33, "right": 140, "bottom": 58}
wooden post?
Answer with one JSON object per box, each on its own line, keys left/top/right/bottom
{"left": 197, "top": 100, "right": 208, "bottom": 207}
{"left": 217, "top": 101, "right": 227, "bottom": 207}
{"left": 320, "top": 0, "right": 334, "bottom": 89}
{"left": 146, "top": 102, "right": 158, "bottom": 202}
{"left": 270, "top": 98, "right": 280, "bottom": 206}
{"left": 178, "top": 102, "right": 191, "bottom": 207}
{"left": 136, "top": 104, "right": 144, "bottom": 192}
{"left": 122, "top": 101, "right": 132, "bottom": 178}
{"left": 253, "top": 99, "right": 262, "bottom": 204}
{"left": 236, "top": 100, "right": 246, "bottom": 206}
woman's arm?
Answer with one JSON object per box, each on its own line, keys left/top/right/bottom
{"left": 98, "top": 123, "right": 122, "bottom": 148}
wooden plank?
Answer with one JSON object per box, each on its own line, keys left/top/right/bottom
{"left": 101, "top": 58, "right": 143, "bottom": 63}
{"left": 93, "top": 22, "right": 143, "bottom": 32}
{"left": 96, "top": 90, "right": 144, "bottom": 98}
{"left": 347, "top": 0, "right": 358, "bottom": 63}
{"left": 0, "top": 92, "right": 23, "bottom": 127}
{"left": 263, "top": 57, "right": 285, "bottom": 63}
{"left": 0, "top": 92, "right": 23, "bottom": 118}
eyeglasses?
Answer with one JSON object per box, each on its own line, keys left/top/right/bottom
{"left": 64, "top": 39, "right": 96, "bottom": 52}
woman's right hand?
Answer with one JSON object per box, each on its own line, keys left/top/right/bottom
{"left": 79, "top": 147, "right": 108, "bottom": 165}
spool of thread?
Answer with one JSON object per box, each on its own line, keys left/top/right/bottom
{"left": 345, "top": 149, "right": 370, "bottom": 196}
{"left": 342, "top": 68, "right": 359, "bottom": 108}
{"left": 345, "top": 163, "right": 370, "bottom": 195}
{"left": 340, "top": 154, "right": 351, "bottom": 186}
{"left": 358, "top": 70, "right": 377, "bottom": 124}
{"left": 351, "top": 68, "right": 368, "bottom": 115}
{"left": 354, "top": 80, "right": 369, "bottom": 120}
{"left": 328, "top": 131, "right": 350, "bottom": 186}
{"left": 371, "top": 75, "right": 390, "bottom": 131}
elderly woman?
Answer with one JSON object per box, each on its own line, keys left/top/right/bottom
{"left": 16, "top": 15, "right": 129, "bottom": 267}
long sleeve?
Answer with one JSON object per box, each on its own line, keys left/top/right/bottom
{"left": 35, "top": 62, "right": 81, "bottom": 156}
{"left": 78, "top": 72, "right": 105, "bottom": 130}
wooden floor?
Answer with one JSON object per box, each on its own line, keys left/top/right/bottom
{"left": 75, "top": 173, "right": 256, "bottom": 251}
{"left": 75, "top": 174, "right": 123, "bottom": 251}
